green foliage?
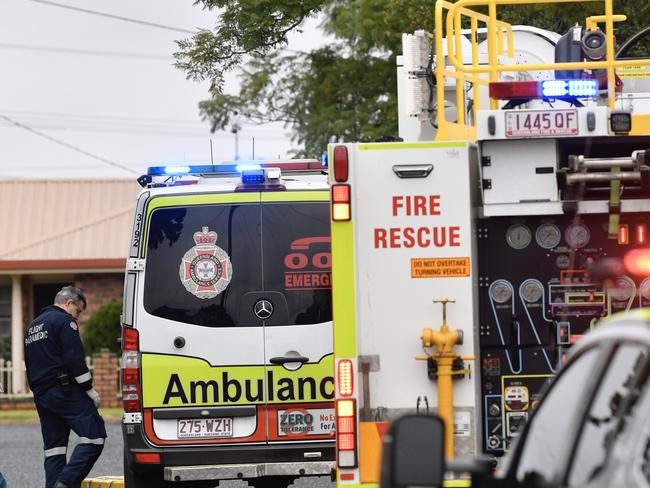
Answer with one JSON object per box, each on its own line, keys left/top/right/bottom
{"left": 83, "top": 301, "right": 122, "bottom": 356}
{"left": 176, "top": 0, "right": 650, "bottom": 157}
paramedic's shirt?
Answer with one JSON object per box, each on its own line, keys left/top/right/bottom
{"left": 24, "top": 305, "right": 93, "bottom": 397}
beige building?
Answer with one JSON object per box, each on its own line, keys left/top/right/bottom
{"left": 0, "top": 179, "right": 141, "bottom": 393}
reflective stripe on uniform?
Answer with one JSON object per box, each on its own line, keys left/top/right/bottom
{"left": 75, "top": 372, "right": 92, "bottom": 383}
{"left": 79, "top": 437, "right": 105, "bottom": 445}
{"left": 44, "top": 446, "right": 67, "bottom": 457}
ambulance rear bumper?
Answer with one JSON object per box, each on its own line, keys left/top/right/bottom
{"left": 164, "top": 461, "right": 336, "bottom": 482}
{"left": 123, "top": 422, "right": 336, "bottom": 480}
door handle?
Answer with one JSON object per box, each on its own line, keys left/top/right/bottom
{"left": 269, "top": 356, "right": 309, "bottom": 365}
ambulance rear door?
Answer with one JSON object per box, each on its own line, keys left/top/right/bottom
{"left": 137, "top": 192, "right": 269, "bottom": 448}
{"left": 259, "top": 191, "right": 336, "bottom": 445}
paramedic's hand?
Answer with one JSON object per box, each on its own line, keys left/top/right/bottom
{"left": 86, "top": 388, "right": 101, "bottom": 408}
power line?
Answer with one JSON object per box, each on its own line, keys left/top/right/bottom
{"left": 0, "top": 42, "right": 172, "bottom": 60}
{"left": 25, "top": 0, "right": 197, "bottom": 34}
{"left": 0, "top": 114, "right": 140, "bottom": 175}
{"left": 0, "top": 109, "right": 291, "bottom": 136}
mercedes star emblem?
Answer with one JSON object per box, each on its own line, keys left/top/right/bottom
{"left": 254, "top": 299, "right": 274, "bottom": 320}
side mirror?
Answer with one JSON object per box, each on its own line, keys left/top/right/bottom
{"left": 380, "top": 414, "right": 446, "bottom": 488}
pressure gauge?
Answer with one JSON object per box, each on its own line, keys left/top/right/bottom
{"left": 565, "top": 223, "right": 591, "bottom": 249}
{"left": 640, "top": 279, "right": 650, "bottom": 301}
{"left": 490, "top": 280, "right": 513, "bottom": 304}
{"left": 535, "top": 224, "right": 561, "bottom": 249}
{"left": 521, "top": 279, "right": 543, "bottom": 303}
{"left": 556, "top": 254, "right": 571, "bottom": 269}
{"left": 609, "top": 277, "right": 635, "bottom": 302}
{"left": 506, "top": 224, "right": 532, "bottom": 250}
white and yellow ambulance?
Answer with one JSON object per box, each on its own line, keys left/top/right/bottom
{"left": 120, "top": 162, "right": 335, "bottom": 488}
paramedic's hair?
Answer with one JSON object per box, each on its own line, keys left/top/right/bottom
{"left": 54, "top": 286, "right": 87, "bottom": 310}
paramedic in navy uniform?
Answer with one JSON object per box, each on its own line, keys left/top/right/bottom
{"left": 24, "top": 286, "right": 106, "bottom": 488}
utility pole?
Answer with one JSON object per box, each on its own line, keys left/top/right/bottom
{"left": 231, "top": 111, "right": 242, "bottom": 161}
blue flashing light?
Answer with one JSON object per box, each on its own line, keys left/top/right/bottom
{"left": 241, "top": 170, "right": 265, "bottom": 185}
{"left": 235, "top": 164, "right": 263, "bottom": 173}
{"left": 542, "top": 79, "right": 598, "bottom": 98}
{"left": 163, "top": 165, "right": 191, "bottom": 175}
{"left": 147, "top": 164, "right": 240, "bottom": 176}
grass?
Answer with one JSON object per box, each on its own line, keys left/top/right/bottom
{"left": 0, "top": 407, "right": 124, "bottom": 423}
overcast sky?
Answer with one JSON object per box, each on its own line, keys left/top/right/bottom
{"left": 0, "top": 0, "right": 325, "bottom": 179}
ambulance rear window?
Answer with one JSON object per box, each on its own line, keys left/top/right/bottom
{"left": 261, "top": 201, "right": 332, "bottom": 325}
{"left": 142, "top": 199, "right": 331, "bottom": 328}
{"left": 143, "top": 203, "right": 262, "bottom": 327}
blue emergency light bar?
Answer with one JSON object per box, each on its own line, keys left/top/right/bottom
{"left": 147, "top": 160, "right": 324, "bottom": 177}
{"left": 541, "top": 79, "right": 598, "bottom": 98}
{"left": 490, "top": 79, "right": 599, "bottom": 100}
{"left": 148, "top": 164, "right": 251, "bottom": 176}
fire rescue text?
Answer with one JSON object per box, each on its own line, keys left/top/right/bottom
{"left": 374, "top": 195, "right": 461, "bottom": 249}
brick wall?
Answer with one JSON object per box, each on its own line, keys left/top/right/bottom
{"left": 92, "top": 349, "right": 120, "bottom": 408}
{"left": 74, "top": 273, "right": 124, "bottom": 329}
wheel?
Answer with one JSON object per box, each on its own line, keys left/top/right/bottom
{"left": 249, "top": 475, "right": 296, "bottom": 488}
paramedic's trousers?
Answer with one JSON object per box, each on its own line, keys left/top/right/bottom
{"left": 35, "top": 384, "right": 107, "bottom": 488}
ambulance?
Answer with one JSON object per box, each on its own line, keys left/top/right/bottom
{"left": 120, "top": 161, "right": 335, "bottom": 488}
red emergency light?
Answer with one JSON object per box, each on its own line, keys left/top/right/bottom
{"left": 333, "top": 145, "right": 349, "bottom": 182}
{"left": 624, "top": 248, "right": 650, "bottom": 276}
{"left": 618, "top": 225, "right": 629, "bottom": 245}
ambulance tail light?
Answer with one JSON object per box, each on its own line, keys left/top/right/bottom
{"left": 135, "top": 453, "right": 160, "bottom": 464}
{"left": 338, "top": 359, "right": 354, "bottom": 397}
{"left": 333, "top": 146, "right": 349, "bottom": 182}
{"left": 337, "top": 399, "right": 358, "bottom": 468}
{"left": 331, "top": 184, "right": 351, "bottom": 221}
{"left": 121, "top": 327, "right": 141, "bottom": 412}
{"left": 122, "top": 326, "right": 139, "bottom": 351}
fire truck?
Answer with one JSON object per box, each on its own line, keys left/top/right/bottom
{"left": 329, "top": 0, "right": 650, "bottom": 486}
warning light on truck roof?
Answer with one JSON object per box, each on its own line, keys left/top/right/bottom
{"left": 489, "top": 79, "right": 598, "bottom": 100}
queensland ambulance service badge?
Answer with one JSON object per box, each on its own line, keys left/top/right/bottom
{"left": 179, "top": 227, "right": 233, "bottom": 299}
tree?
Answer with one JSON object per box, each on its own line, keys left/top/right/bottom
{"left": 83, "top": 301, "right": 122, "bottom": 355}
{"left": 175, "top": 1, "right": 650, "bottom": 157}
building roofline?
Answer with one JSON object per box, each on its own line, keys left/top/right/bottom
{"left": 0, "top": 258, "right": 126, "bottom": 272}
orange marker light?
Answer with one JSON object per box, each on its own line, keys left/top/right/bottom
{"left": 338, "top": 359, "right": 354, "bottom": 397}
{"left": 618, "top": 225, "right": 629, "bottom": 245}
{"left": 638, "top": 224, "right": 647, "bottom": 244}
{"left": 331, "top": 184, "right": 351, "bottom": 222}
